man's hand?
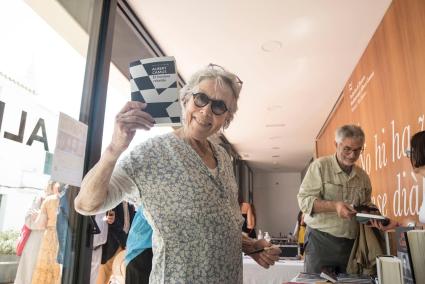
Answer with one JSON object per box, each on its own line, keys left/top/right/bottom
{"left": 106, "top": 210, "right": 116, "bottom": 224}
{"left": 335, "top": 201, "right": 357, "bottom": 219}
{"left": 249, "top": 239, "right": 281, "bottom": 269}
{"left": 368, "top": 218, "right": 398, "bottom": 231}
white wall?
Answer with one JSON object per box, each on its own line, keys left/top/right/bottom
{"left": 253, "top": 172, "right": 301, "bottom": 238}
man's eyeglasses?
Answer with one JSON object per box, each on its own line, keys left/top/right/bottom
{"left": 341, "top": 146, "right": 364, "bottom": 155}
{"left": 208, "top": 63, "right": 243, "bottom": 87}
{"left": 192, "top": 93, "right": 228, "bottom": 115}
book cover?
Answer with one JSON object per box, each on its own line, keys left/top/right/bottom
{"left": 395, "top": 227, "right": 414, "bottom": 284}
{"left": 319, "top": 272, "right": 337, "bottom": 283}
{"left": 376, "top": 255, "right": 404, "bottom": 284}
{"left": 129, "top": 56, "right": 182, "bottom": 126}
{"left": 406, "top": 230, "right": 425, "bottom": 284}
{"left": 292, "top": 272, "right": 325, "bottom": 283}
{"left": 355, "top": 213, "right": 388, "bottom": 225}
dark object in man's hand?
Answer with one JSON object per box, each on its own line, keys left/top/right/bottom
{"left": 354, "top": 204, "right": 380, "bottom": 213}
{"left": 381, "top": 218, "right": 390, "bottom": 226}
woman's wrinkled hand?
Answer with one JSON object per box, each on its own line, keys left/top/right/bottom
{"left": 250, "top": 239, "right": 281, "bottom": 269}
{"left": 108, "top": 101, "right": 155, "bottom": 155}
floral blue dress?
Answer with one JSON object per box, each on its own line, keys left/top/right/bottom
{"left": 104, "top": 132, "right": 244, "bottom": 284}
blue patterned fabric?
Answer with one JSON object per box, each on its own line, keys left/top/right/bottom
{"left": 124, "top": 206, "right": 152, "bottom": 265}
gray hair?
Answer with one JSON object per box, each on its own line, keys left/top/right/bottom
{"left": 179, "top": 65, "right": 242, "bottom": 129}
{"left": 335, "top": 125, "right": 365, "bottom": 143}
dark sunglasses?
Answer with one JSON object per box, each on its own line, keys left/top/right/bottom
{"left": 192, "top": 93, "right": 228, "bottom": 115}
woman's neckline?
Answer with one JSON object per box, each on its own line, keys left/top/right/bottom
{"left": 171, "top": 130, "right": 218, "bottom": 170}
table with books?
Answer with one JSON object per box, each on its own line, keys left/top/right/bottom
{"left": 243, "top": 257, "right": 304, "bottom": 284}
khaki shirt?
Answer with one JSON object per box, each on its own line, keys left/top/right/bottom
{"left": 297, "top": 154, "right": 372, "bottom": 239}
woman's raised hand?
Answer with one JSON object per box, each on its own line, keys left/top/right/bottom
{"left": 109, "top": 101, "right": 155, "bottom": 155}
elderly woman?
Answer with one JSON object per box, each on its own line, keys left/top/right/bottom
{"left": 75, "top": 64, "right": 280, "bottom": 283}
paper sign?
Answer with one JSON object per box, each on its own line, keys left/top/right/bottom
{"left": 51, "top": 112, "right": 87, "bottom": 186}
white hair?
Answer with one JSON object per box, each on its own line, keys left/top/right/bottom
{"left": 335, "top": 125, "right": 365, "bottom": 143}
{"left": 179, "top": 65, "right": 242, "bottom": 129}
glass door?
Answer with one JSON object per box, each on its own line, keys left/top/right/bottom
{"left": 0, "top": 1, "right": 94, "bottom": 283}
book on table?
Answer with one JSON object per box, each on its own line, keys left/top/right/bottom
{"left": 376, "top": 255, "right": 404, "bottom": 284}
{"left": 405, "top": 230, "right": 425, "bottom": 284}
{"left": 395, "top": 227, "right": 414, "bottom": 284}
{"left": 289, "top": 272, "right": 327, "bottom": 283}
{"left": 129, "top": 56, "right": 182, "bottom": 126}
{"left": 289, "top": 272, "right": 372, "bottom": 283}
{"left": 319, "top": 272, "right": 336, "bottom": 283}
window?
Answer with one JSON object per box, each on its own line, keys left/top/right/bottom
{"left": 0, "top": 1, "right": 94, "bottom": 283}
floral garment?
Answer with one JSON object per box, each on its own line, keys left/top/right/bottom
{"left": 31, "top": 196, "right": 60, "bottom": 284}
{"left": 105, "top": 133, "right": 244, "bottom": 284}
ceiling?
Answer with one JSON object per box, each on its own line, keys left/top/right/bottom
{"left": 128, "top": 0, "right": 392, "bottom": 172}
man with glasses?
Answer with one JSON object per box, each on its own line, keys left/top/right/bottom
{"left": 297, "top": 124, "right": 396, "bottom": 274}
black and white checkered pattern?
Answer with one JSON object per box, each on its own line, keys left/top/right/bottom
{"left": 129, "top": 56, "right": 182, "bottom": 126}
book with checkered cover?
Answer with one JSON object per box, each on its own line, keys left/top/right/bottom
{"left": 129, "top": 56, "right": 182, "bottom": 126}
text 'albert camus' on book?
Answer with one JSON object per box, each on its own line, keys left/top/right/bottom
{"left": 129, "top": 56, "right": 182, "bottom": 126}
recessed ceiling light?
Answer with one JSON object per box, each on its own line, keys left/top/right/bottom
{"left": 272, "top": 147, "right": 280, "bottom": 150}
{"left": 261, "top": 40, "right": 282, "bottom": 52}
{"left": 265, "top": 123, "right": 286, "bottom": 128}
{"left": 272, "top": 155, "right": 280, "bottom": 158}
